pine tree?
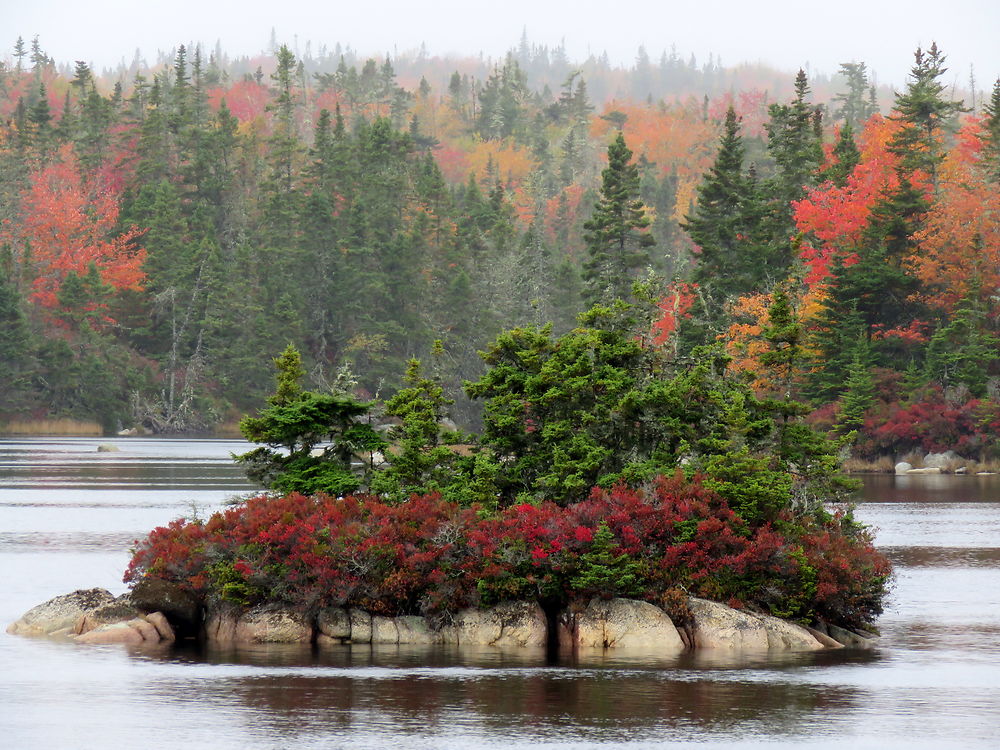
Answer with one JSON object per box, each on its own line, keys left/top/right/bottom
{"left": 925, "top": 280, "right": 997, "bottom": 397}
{"left": 836, "top": 343, "right": 875, "bottom": 436}
{"left": 827, "top": 123, "right": 861, "bottom": 187}
{"left": 761, "top": 70, "right": 824, "bottom": 279}
{"left": 581, "top": 131, "right": 655, "bottom": 305}
{"left": 0, "top": 257, "right": 34, "bottom": 413}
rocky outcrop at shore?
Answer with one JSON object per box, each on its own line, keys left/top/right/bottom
{"left": 6, "top": 588, "right": 175, "bottom": 645}
{"left": 8, "top": 589, "right": 876, "bottom": 652}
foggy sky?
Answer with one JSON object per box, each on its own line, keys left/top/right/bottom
{"left": 5, "top": 0, "right": 999, "bottom": 89}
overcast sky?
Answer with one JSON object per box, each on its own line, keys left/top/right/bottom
{"left": 5, "top": 0, "right": 999, "bottom": 89}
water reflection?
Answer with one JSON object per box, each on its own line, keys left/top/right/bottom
{"left": 859, "top": 473, "right": 1000, "bottom": 503}
{"left": 128, "top": 642, "right": 870, "bottom": 742}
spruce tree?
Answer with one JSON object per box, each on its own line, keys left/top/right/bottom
{"left": 925, "top": 280, "right": 997, "bottom": 397}
{"left": 827, "top": 123, "right": 861, "bottom": 187}
{"left": 581, "top": 131, "right": 654, "bottom": 306}
{"left": 836, "top": 343, "right": 875, "bottom": 437}
{"left": 681, "top": 106, "right": 764, "bottom": 345}
{"left": 889, "top": 43, "right": 966, "bottom": 186}
{"left": 982, "top": 78, "right": 1000, "bottom": 184}
{"left": 760, "top": 70, "right": 824, "bottom": 280}
{"left": 832, "top": 62, "right": 877, "bottom": 132}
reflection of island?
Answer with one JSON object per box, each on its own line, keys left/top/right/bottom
{"left": 865, "top": 473, "right": 1000, "bottom": 503}
{"left": 141, "top": 643, "right": 876, "bottom": 744}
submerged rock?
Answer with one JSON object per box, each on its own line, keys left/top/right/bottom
{"left": 825, "top": 622, "right": 878, "bottom": 648}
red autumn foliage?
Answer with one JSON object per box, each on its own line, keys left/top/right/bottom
{"left": 125, "top": 474, "right": 890, "bottom": 629}
{"left": 652, "top": 282, "right": 697, "bottom": 345}
{"left": 1, "top": 145, "right": 146, "bottom": 313}
{"left": 793, "top": 116, "right": 902, "bottom": 285}
{"left": 207, "top": 80, "right": 269, "bottom": 122}
{"left": 858, "top": 389, "right": 992, "bottom": 458}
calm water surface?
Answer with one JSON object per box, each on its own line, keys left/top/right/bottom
{"left": 1, "top": 438, "right": 999, "bottom": 749}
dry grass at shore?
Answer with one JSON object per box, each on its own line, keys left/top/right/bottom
{"left": 1, "top": 418, "right": 103, "bottom": 436}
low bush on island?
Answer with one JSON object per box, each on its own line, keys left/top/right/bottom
{"left": 125, "top": 299, "right": 892, "bottom": 632}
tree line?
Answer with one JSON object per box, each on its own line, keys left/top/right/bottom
{"left": 1, "top": 37, "right": 998, "bottom": 462}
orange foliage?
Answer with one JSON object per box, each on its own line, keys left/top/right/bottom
{"left": 591, "top": 101, "right": 717, "bottom": 220}
{"left": 465, "top": 138, "right": 536, "bottom": 186}
{"left": 4, "top": 145, "right": 146, "bottom": 311}
{"left": 724, "top": 292, "right": 772, "bottom": 385}
{"left": 910, "top": 118, "right": 1000, "bottom": 311}
{"left": 724, "top": 286, "right": 825, "bottom": 391}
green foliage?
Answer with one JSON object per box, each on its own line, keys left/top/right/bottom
{"left": 582, "top": 132, "right": 655, "bottom": 305}
{"left": 570, "top": 522, "right": 646, "bottom": 599}
{"left": 370, "top": 351, "right": 471, "bottom": 503}
{"left": 837, "top": 345, "right": 875, "bottom": 435}
{"left": 984, "top": 79, "right": 1000, "bottom": 184}
{"left": 924, "top": 282, "right": 997, "bottom": 397}
{"left": 465, "top": 299, "right": 845, "bottom": 515}
{"left": 889, "top": 43, "right": 967, "bottom": 182}
{"left": 235, "top": 345, "right": 386, "bottom": 495}
{"left": 681, "top": 106, "right": 764, "bottom": 345}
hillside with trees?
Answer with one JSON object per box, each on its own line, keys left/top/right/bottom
{"left": 1, "top": 35, "right": 999, "bottom": 467}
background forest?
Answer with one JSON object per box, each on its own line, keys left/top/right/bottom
{"left": 1, "top": 34, "right": 999, "bottom": 463}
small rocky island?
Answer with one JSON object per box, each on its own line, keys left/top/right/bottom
{"left": 8, "top": 581, "right": 873, "bottom": 652}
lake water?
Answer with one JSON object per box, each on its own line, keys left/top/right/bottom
{"left": 2, "top": 438, "right": 999, "bottom": 749}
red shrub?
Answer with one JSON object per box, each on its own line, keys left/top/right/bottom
{"left": 125, "top": 476, "right": 891, "bottom": 628}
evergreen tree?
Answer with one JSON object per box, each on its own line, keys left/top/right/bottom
{"left": 925, "top": 281, "right": 997, "bottom": 397}
{"left": 889, "top": 43, "right": 966, "bottom": 186}
{"left": 832, "top": 62, "right": 877, "bottom": 131}
{"left": 827, "top": 123, "right": 861, "bottom": 187}
{"left": 681, "top": 106, "right": 764, "bottom": 344}
{"left": 236, "top": 344, "right": 386, "bottom": 495}
{"left": 581, "top": 131, "right": 655, "bottom": 305}
{"left": 761, "top": 70, "right": 824, "bottom": 279}
{"left": 836, "top": 342, "right": 875, "bottom": 436}
{"left": 0, "top": 258, "right": 34, "bottom": 413}
{"left": 982, "top": 78, "right": 1000, "bottom": 184}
